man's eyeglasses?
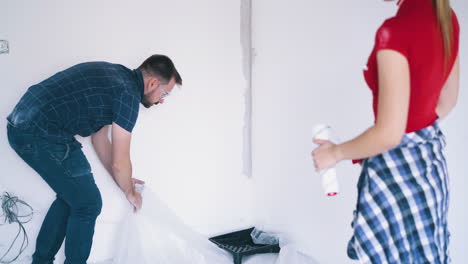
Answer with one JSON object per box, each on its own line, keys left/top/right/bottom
{"left": 156, "top": 82, "right": 171, "bottom": 99}
{"left": 160, "top": 88, "right": 170, "bottom": 99}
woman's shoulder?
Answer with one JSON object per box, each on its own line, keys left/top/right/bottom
{"left": 376, "top": 16, "right": 409, "bottom": 38}
{"left": 373, "top": 17, "right": 410, "bottom": 53}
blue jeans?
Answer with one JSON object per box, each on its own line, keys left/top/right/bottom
{"left": 7, "top": 124, "right": 102, "bottom": 264}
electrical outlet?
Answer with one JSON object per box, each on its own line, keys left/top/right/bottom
{"left": 0, "top": 40, "right": 9, "bottom": 54}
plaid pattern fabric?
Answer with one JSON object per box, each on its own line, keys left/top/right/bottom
{"left": 7, "top": 62, "right": 144, "bottom": 142}
{"left": 348, "top": 121, "right": 450, "bottom": 264}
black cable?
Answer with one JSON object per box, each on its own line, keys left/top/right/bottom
{"left": 0, "top": 192, "right": 34, "bottom": 264}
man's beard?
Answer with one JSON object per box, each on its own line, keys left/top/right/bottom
{"left": 142, "top": 92, "right": 159, "bottom": 108}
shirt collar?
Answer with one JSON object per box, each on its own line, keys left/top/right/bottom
{"left": 132, "top": 69, "right": 145, "bottom": 101}
{"left": 397, "top": 0, "right": 428, "bottom": 15}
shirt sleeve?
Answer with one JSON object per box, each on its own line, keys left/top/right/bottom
{"left": 374, "top": 19, "right": 409, "bottom": 59}
{"left": 112, "top": 90, "right": 140, "bottom": 132}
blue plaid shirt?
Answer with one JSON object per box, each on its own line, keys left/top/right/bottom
{"left": 7, "top": 62, "right": 144, "bottom": 142}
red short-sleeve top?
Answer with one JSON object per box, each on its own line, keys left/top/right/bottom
{"left": 364, "top": 0, "right": 460, "bottom": 133}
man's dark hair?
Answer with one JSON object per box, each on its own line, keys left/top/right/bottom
{"left": 138, "top": 55, "right": 182, "bottom": 85}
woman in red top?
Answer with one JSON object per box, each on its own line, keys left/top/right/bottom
{"left": 312, "top": 0, "right": 460, "bottom": 263}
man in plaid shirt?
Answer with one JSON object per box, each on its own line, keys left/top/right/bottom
{"left": 6, "top": 54, "right": 182, "bottom": 264}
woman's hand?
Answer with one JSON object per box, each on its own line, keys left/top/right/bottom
{"left": 311, "top": 139, "right": 342, "bottom": 171}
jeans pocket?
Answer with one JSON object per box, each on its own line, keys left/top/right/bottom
{"left": 62, "top": 148, "right": 92, "bottom": 178}
{"left": 46, "top": 143, "right": 70, "bottom": 163}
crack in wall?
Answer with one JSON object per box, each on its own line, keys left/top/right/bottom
{"left": 241, "top": 0, "right": 253, "bottom": 177}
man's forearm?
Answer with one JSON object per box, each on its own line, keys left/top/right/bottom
{"left": 92, "top": 136, "right": 114, "bottom": 176}
{"left": 110, "top": 122, "right": 136, "bottom": 197}
{"left": 111, "top": 161, "right": 134, "bottom": 196}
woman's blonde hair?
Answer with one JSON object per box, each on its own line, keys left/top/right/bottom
{"left": 432, "top": 0, "right": 454, "bottom": 64}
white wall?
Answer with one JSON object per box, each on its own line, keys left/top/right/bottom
{"left": 251, "top": 0, "right": 468, "bottom": 264}
{"left": 0, "top": 0, "right": 253, "bottom": 262}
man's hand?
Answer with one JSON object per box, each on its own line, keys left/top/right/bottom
{"left": 128, "top": 178, "right": 144, "bottom": 212}
{"left": 126, "top": 191, "right": 142, "bottom": 212}
{"left": 132, "top": 178, "right": 145, "bottom": 185}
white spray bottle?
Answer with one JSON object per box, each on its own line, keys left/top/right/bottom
{"left": 313, "top": 124, "right": 339, "bottom": 197}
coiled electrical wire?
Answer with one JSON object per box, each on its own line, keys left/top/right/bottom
{"left": 0, "top": 192, "right": 33, "bottom": 264}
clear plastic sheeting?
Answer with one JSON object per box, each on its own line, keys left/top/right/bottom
{"left": 274, "top": 244, "right": 319, "bottom": 264}
{"left": 248, "top": 226, "right": 320, "bottom": 264}
{"left": 110, "top": 185, "right": 320, "bottom": 264}
{"left": 250, "top": 227, "right": 280, "bottom": 245}
{"left": 111, "top": 185, "right": 233, "bottom": 264}
{"left": 3, "top": 183, "right": 321, "bottom": 264}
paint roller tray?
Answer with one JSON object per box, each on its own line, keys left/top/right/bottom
{"left": 209, "top": 227, "right": 280, "bottom": 264}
